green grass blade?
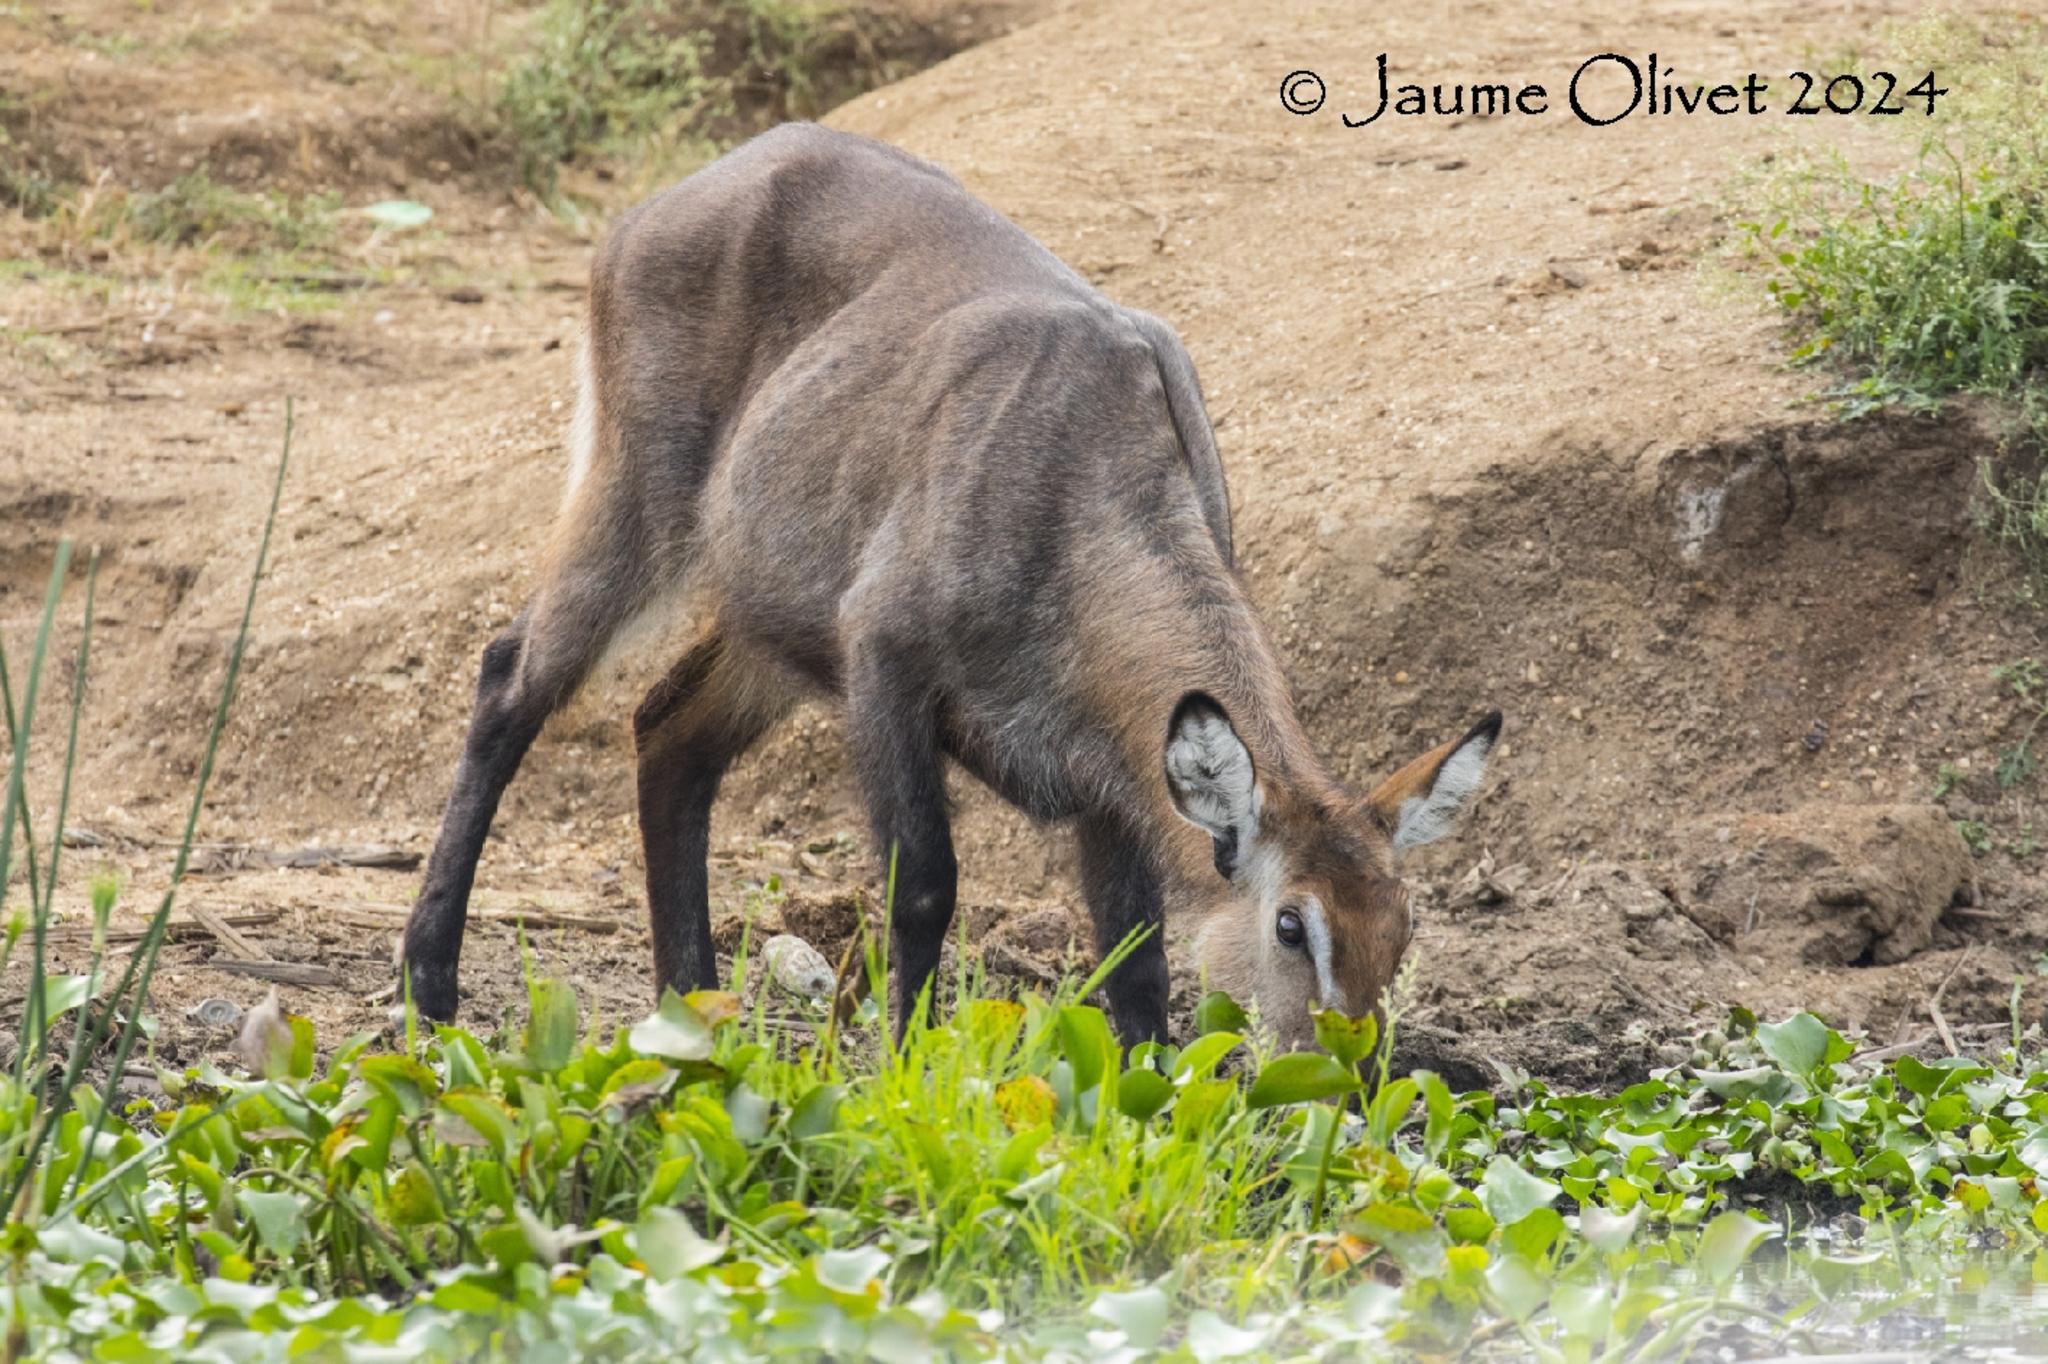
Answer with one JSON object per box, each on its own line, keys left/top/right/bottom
{"left": 61, "top": 402, "right": 292, "bottom": 1209}
{"left": 5, "top": 537, "right": 74, "bottom": 1088}
{"left": 0, "top": 637, "right": 45, "bottom": 924}
{"left": 21, "top": 552, "right": 99, "bottom": 1082}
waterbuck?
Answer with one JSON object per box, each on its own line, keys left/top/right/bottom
{"left": 399, "top": 123, "right": 1500, "bottom": 1048}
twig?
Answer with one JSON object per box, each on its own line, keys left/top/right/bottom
{"left": 46, "top": 908, "right": 282, "bottom": 944}
{"left": 334, "top": 903, "right": 618, "bottom": 933}
{"left": 188, "top": 842, "right": 420, "bottom": 874}
{"left": 212, "top": 960, "right": 342, "bottom": 987}
{"left": 187, "top": 901, "right": 265, "bottom": 960}
{"left": 1927, "top": 947, "right": 1974, "bottom": 1057}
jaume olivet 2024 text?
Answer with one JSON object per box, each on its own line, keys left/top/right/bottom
{"left": 1278, "top": 54, "right": 1950, "bottom": 126}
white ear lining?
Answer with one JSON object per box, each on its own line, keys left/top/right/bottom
{"left": 1393, "top": 734, "right": 1490, "bottom": 851}
{"left": 1165, "top": 705, "right": 1259, "bottom": 843}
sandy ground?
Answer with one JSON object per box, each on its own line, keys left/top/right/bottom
{"left": 3, "top": 0, "right": 2044, "bottom": 1086}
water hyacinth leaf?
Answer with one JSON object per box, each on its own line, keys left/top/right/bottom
{"left": 1696, "top": 1211, "right": 1775, "bottom": 1285}
{"left": 1194, "top": 991, "right": 1249, "bottom": 1036}
{"left": 632, "top": 1208, "right": 723, "bottom": 1279}
{"left": 1755, "top": 1011, "right": 1833, "bottom": 1075}
{"left": 1550, "top": 1281, "right": 1612, "bottom": 1342}
{"left": 683, "top": 989, "right": 742, "bottom": 1029}
{"left": 319, "top": 1119, "right": 366, "bottom": 1173}
{"left": 816, "top": 1245, "right": 892, "bottom": 1296}
{"left": 387, "top": 1164, "right": 443, "bottom": 1226}
{"left": 725, "top": 1083, "right": 770, "bottom": 1142}
{"left": 1367, "top": 1076, "right": 1418, "bottom": 1145}
{"left": 38, "top": 972, "right": 92, "bottom": 1021}
{"left": 1313, "top": 1008, "right": 1378, "bottom": 1070}
{"left": 996, "top": 1076, "right": 1057, "bottom": 1132}
{"left": 1486, "top": 1253, "right": 1548, "bottom": 1321}
{"left": 1247, "top": 1052, "right": 1360, "bottom": 1108}
{"left": 523, "top": 977, "right": 580, "bottom": 1072}
{"left": 1501, "top": 1206, "right": 1566, "bottom": 1263}
{"left": 1057, "top": 1005, "right": 1116, "bottom": 1095}
{"left": 995, "top": 1123, "right": 1051, "bottom": 1183}
{"left": 36, "top": 1217, "right": 126, "bottom": 1267}
{"left": 2020, "top": 1128, "right": 2048, "bottom": 1176}
{"left": 436, "top": 1089, "right": 518, "bottom": 1155}
{"left": 354, "top": 1054, "right": 439, "bottom": 1113}
{"left": 1417, "top": 1070, "right": 1454, "bottom": 1161}
{"left": 1174, "top": 1030, "right": 1242, "bottom": 1081}
{"left": 1479, "top": 1156, "right": 1560, "bottom": 1227}
{"left": 1444, "top": 1206, "right": 1494, "bottom": 1244}
{"left": 1118, "top": 1068, "right": 1174, "bottom": 1122}
{"left": 1925, "top": 1092, "right": 1970, "bottom": 1132}
{"left": 1350, "top": 1202, "right": 1447, "bottom": 1278}
{"left": 236, "top": 1190, "right": 306, "bottom": 1257}
{"left": 600, "top": 1057, "right": 675, "bottom": 1104}
{"left": 1174, "top": 1078, "right": 1235, "bottom": 1137}
{"left": 789, "top": 1083, "right": 844, "bottom": 1140}
{"left": 1089, "top": 1285, "right": 1169, "bottom": 1348}
{"left": 1580, "top": 1202, "right": 1644, "bottom": 1253}
{"left": 630, "top": 990, "right": 715, "bottom": 1062}
{"left": 1184, "top": 1310, "right": 1270, "bottom": 1361}
{"left": 364, "top": 199, "right": 433, "bottom": 229}
{"left": 1694, "top": 1067, "right": 1798, "bottom": 1104}
{"left": 287, "top": 1015, "right": 316, "bottom": 1079}
{"left": 1895, "top": 1054, "right": 1988, "bottom": 1099}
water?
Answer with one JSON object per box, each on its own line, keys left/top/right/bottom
{"left": 1684, "top": 1233, "right": 2048, "bottom": 1361}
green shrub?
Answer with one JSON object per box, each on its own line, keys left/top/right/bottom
{"left": 495, "top": 0, "right": 721, "bottom": 189}
{"left": 1742, "top": 17, "right": 2046, "bottom": 413}
{"left": 491, "top": 0, "right": 911, "bottom": 193}
{"left": 1738, "top": 16, "right": 2048, "bottom": 567}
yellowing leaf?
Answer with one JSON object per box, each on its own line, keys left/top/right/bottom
{"left": 996, "top": 1076, "right": 1056, "bottom": 1132}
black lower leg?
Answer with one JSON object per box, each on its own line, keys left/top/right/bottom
{"left": 635, "top": 636, "right": 769, "bottom": 997}
{"left": 845, "top": 642, "right": 957, "bottom": 1040}
{"left": 400, "top": 622, "right": 547, "bottom": 1020}
{"left": 1077, "top": 814, "right": 1171, "bottom": 1045}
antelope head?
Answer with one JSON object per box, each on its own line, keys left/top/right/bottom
{"left": 1166, "top": 694, "right": 1501, "bottom": 1053}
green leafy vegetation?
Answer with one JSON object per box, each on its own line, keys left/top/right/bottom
{"left": 8, "top": 514, "right": 2048, "bottom": 1359}
{"left": 490, "top": 0, "right": 919, "bottom": 194}
{"left": 1741, "top": 15, "right": 2047, "bottom": 425}
{"left": 1738, "top": 15, "right": 2048, "bottom": 575}
{"left": 9, "top": 418, "right": 2048, "bottom": 1360}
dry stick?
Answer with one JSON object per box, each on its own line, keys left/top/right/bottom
{"left": 1860, "top": 1020, "right": 2007, "bottom": 1066}
{"left": 334, "top": 902, "right": 619, "bottom": 932}
{"left": 186, "top": 901, "right": 266, "bottom": 960}
{"left": 212, "top": 960, "right": 342, "bottom": 988}
{"left": 46, "top": 909, "right": 283, "bottom": 945}
{"left": 1927, "top": 945, "right": 1975, "bottom": 1058}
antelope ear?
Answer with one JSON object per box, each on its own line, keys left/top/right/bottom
{"left": 1366, "top": 711, "right": 1501, "bottom": 853}
{"left": 1164, "top": 692, "right": 1259, "bottom": 878}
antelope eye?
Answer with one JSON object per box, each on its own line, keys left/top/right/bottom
{"left": 1275, "top": 907, "right": 1306, "bottom": 948}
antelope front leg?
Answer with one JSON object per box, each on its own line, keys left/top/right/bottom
{"left": 1076, "top": 813, "right": 1171, "bottom": 1045}
{"left": 633, "top": 632, "right": 783, "bottom": 999}
{"left": 844, "top": 634, "right": 958, "bottom": 1040}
